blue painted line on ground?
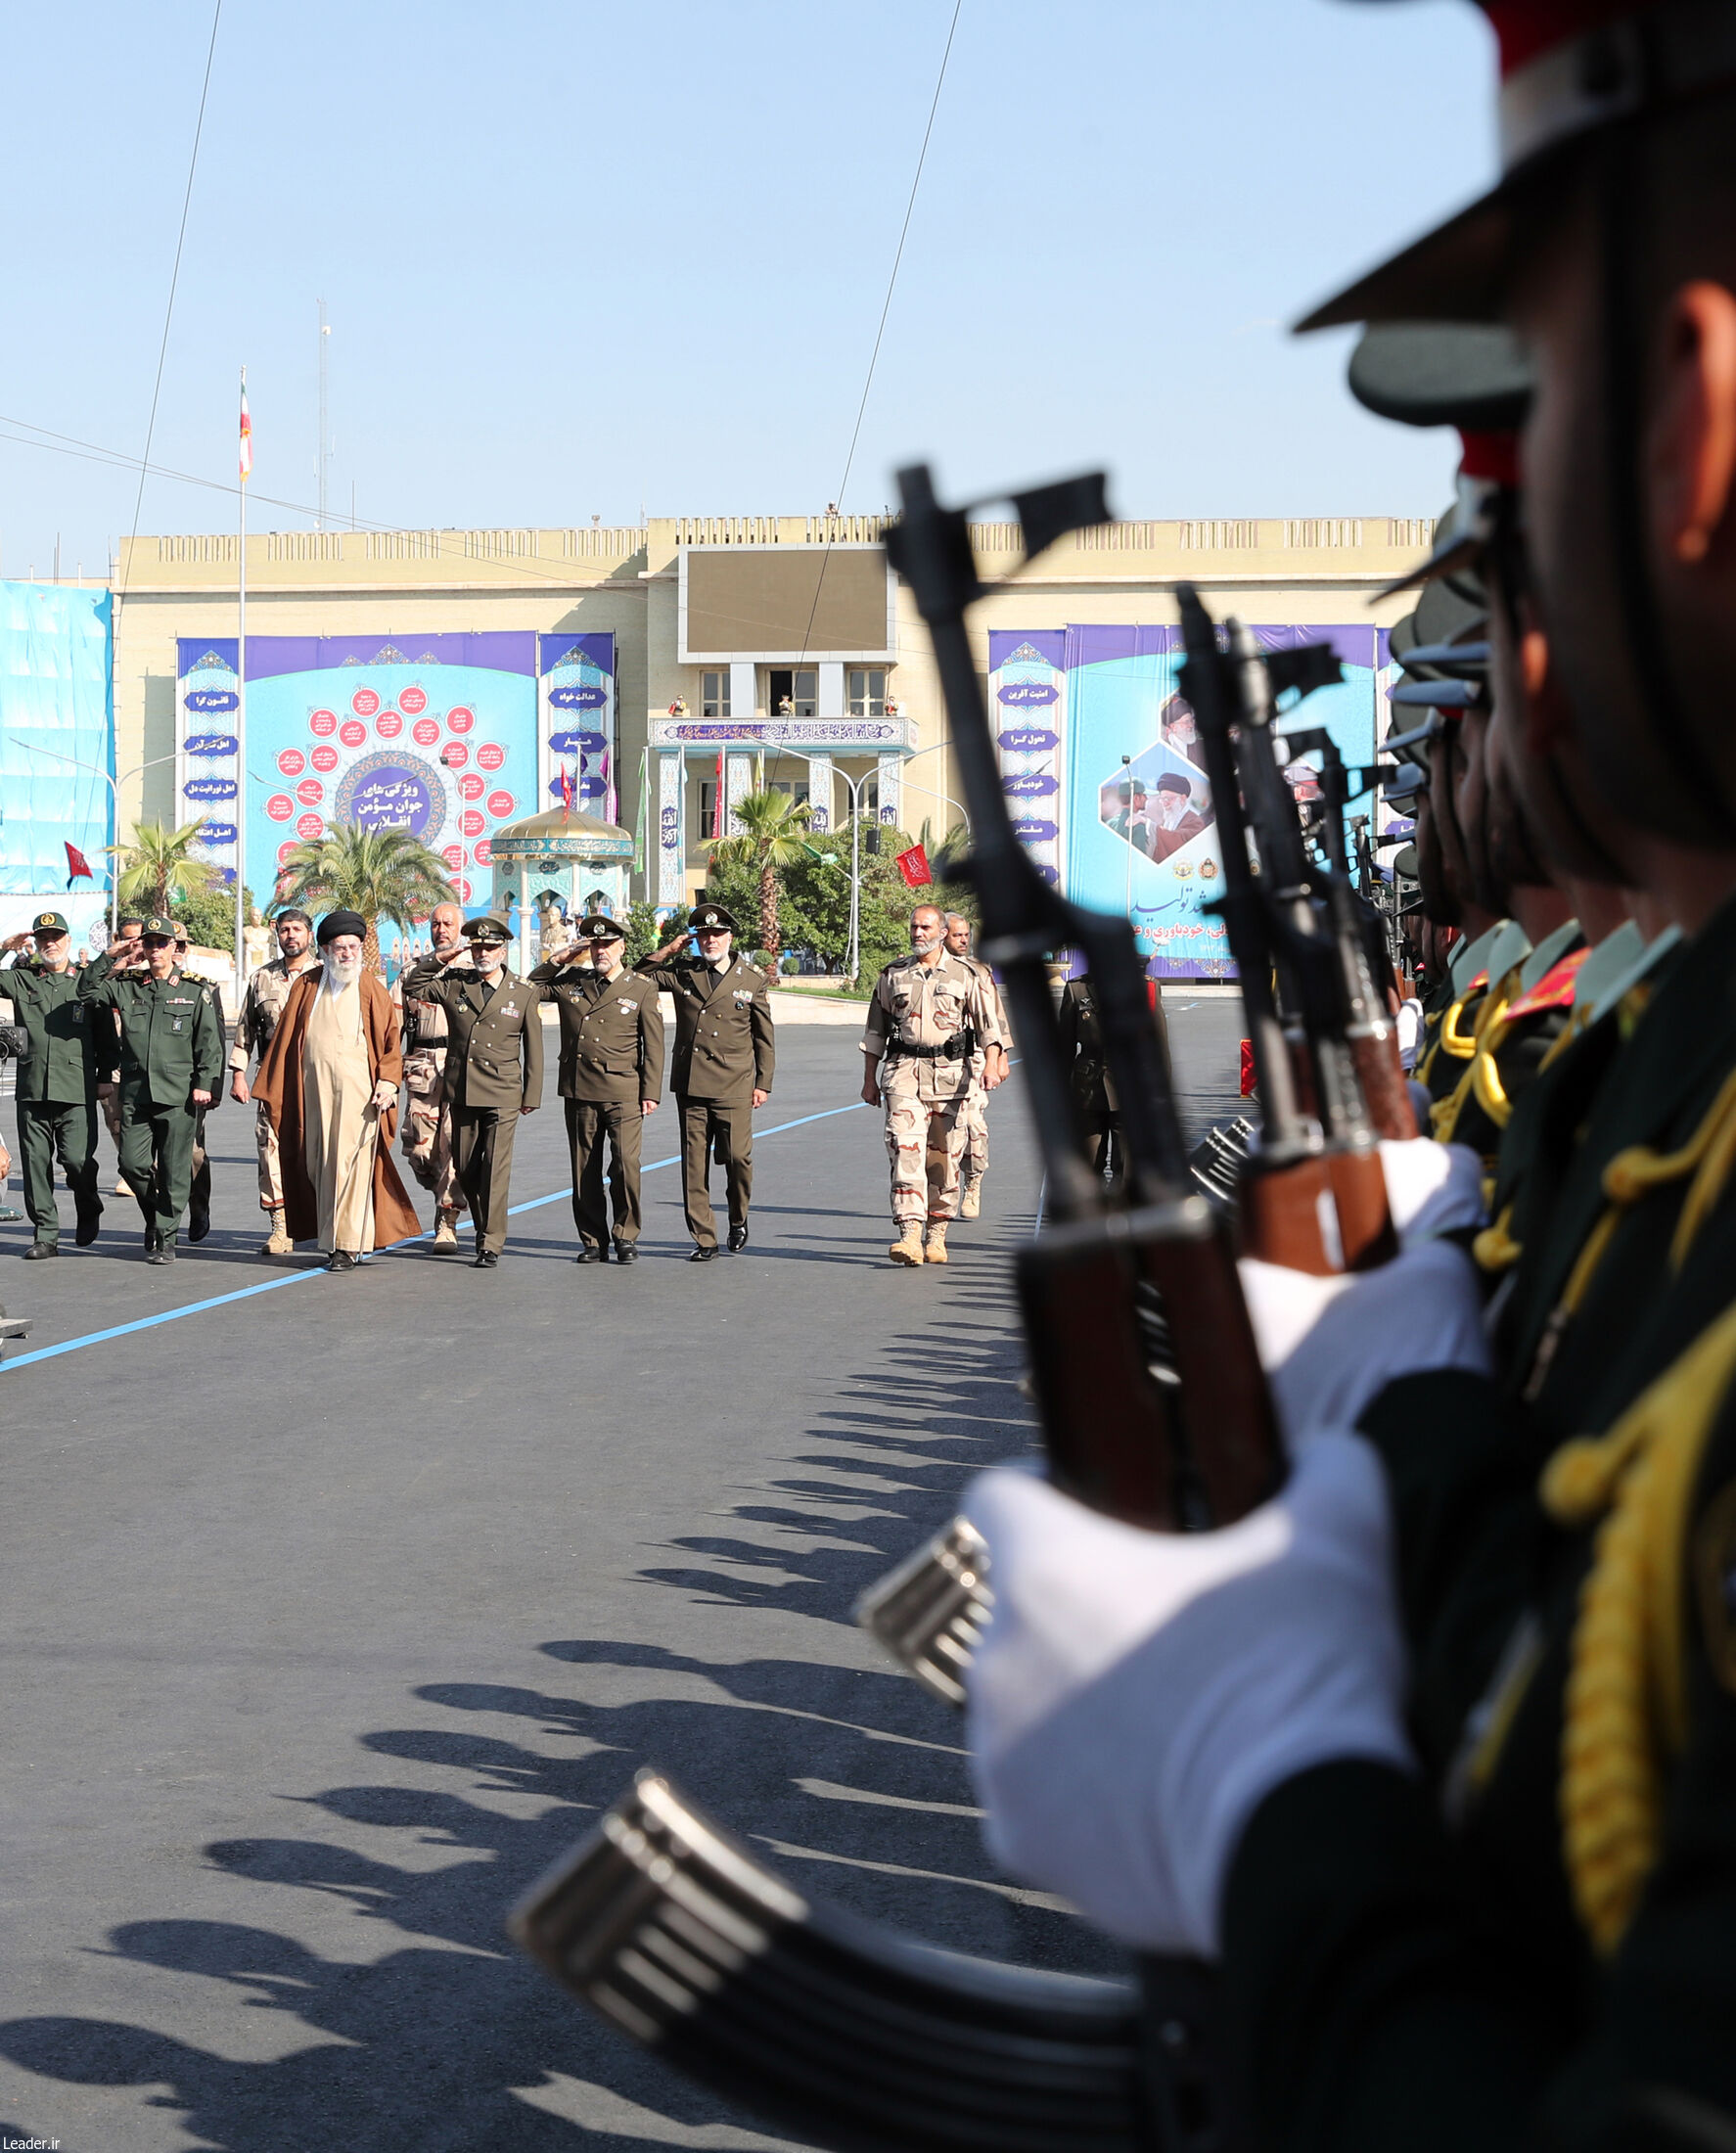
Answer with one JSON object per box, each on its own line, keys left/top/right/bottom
{"left": 0, "top": 1098, "right": 872, "bottom": 1376}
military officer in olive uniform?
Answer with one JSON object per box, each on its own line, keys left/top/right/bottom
{"left": 78, "top": 916, "right": 224, "bottom": 1261}
{"left": 530, "top": 913, "right": 662, "bottom": 1263}
{"left": 637, "top": 897, "right": 774, "bottom": 1261}
{"left": 1054, "top": 969, "right": 1119, "bottom": 1186}
{"left": 399, "top": 914, "right": 543, "bottom": 1268}
{"left": 0, "top": 910, "right": 103, "bottom": 1258}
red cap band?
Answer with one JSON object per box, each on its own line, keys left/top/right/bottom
{"left": 1484, "top": 0, "right": 1659, "bottom": 77}
{"left": 1458, "top": 429, "right": 1522, "bottom": 484}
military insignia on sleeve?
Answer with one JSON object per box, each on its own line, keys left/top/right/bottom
{"left": 1694, "top": 1478, "right": 1736, "bottom": 1693}
{"left": 201, "top": 987, "right": 212, "bottom": 1004}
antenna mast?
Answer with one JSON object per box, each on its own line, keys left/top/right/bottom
{"left": 316, "top": 299, "right": 331, "bottom": 529}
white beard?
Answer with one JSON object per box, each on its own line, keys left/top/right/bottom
{"left": 322, "top": 951, "right": 363, "bottom": 994}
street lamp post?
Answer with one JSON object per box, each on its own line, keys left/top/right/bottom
{"left": 7, "top": 740, "right": 179, "bottom": 935}
{"left": 775, "top": 749, "right": 870, "bottom": 985}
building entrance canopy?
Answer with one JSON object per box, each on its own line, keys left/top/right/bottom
{"left": 650, "top": 714, "right": 915, "bottom": 905}
{"left": 649, "top": 715, "right": 912, "bottom": 754}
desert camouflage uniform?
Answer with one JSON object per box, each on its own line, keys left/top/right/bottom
{"left": 394, "top": 951, "right": 471, "bottom": 1210}
{"left": 230, "top": 951, "right": 320, "bottom": 1209}
{"left": 950, "top": 950, "right": 1007, "bottom": 1192}
{"left": 862, "top": 952, "right": 1004, "bottom": 1226}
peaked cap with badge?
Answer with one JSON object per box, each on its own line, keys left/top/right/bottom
{"left": 688, "top": 898, "right": 739, "bottom": 934}
{"left": 1301, "top": 0, "right": 1736, "bottom": 329}
{"left": 463, "top": 914, "right": 513, "bottom": 944}
{"left": 31, "top": 910, "right": 70, "bottom": 938}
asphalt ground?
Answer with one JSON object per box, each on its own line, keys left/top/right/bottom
{"left": 0, "top": 995, "right": 1246, "bottom": 2153}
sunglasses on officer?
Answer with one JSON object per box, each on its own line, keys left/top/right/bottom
{"left": 141, "top": 933, "right": 173, "bottom": 949}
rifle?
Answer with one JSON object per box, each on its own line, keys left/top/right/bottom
{"left": 1282, "top": 729, "right": 1417, "bottom": 1142}
{"left": 1177, "top": 593, "right": 1396, "bottom": 1270}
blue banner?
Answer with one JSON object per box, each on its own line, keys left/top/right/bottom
{"left": 0, "top": 582, "right": 114, "bottom": 916}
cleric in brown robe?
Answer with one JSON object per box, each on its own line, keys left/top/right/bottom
{"left": 252, "top": 909, "right": 421, "bottom": 1269}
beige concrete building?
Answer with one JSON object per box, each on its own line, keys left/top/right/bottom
{"left": 114, "top": 512, "right": 1434, "bottom": 912}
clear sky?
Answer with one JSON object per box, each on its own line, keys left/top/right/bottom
{"left": 0, "top": 0, "right": 1495, "bottom": 573}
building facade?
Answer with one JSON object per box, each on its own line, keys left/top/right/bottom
{"left": 106, "top": 512, "right": 1434, "bottom": 950}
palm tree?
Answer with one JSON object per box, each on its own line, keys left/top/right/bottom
{"left": 272, "top": 822, "right": 456, "bottom": 973}
{"left": 110, "top": 818, "right": 220, "bottom": 920}
{"left": 711, "top": 788, "right": 819, "bottom": 964}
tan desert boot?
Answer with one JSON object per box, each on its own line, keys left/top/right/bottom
{"left": 260, "top": 1211, "right": 293, "bottom": 1257}
{"left": 957, "top": 1181, "right": 981, "bottom": 1219}
{"left": 433, "top": 1209, "right": 461, "bottom": 1252}
{"left": 889, "top": 1225, "right": 925, "bottom": 1266}
{"left": 924, "top": 1222, "right": 948, "bottom": 1263}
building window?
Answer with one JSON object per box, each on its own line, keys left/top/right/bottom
{"left": 767, "top": 778, "right": 809, "bottom": 806}
{"left": 701, "top": 669, "right": 731, "bottom": 718}
{"left": 848, "top": 666, "right": 887, "bottom": 717}
{"left": 767, "top": 667, "right": 817, "bottom": 717}
{"left": 698, "top": 781, "right": 721, "bottom": 839}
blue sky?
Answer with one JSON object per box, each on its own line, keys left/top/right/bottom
{"left": 0, "top": 0, "right": 1494, "bottom": 571}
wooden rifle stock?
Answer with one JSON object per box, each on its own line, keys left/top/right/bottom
{"left": 1348, "top": 1025, "right": 1418, "bottom": 1142}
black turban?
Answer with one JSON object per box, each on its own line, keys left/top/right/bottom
{"left": 317, "top": 909, "right": 367, "bottom": 946}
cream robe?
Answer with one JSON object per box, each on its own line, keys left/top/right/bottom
{"left": 303, "top": 978, "right": 378, "bottom": 1253}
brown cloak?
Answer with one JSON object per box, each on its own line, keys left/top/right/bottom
{"left": 252, "top": 970, "right": 423, "bottom": 1249}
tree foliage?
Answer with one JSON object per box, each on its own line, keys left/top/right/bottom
{"left": 109, "top": 819, "right": 220, "bottom": 919}
{"left": 708, "top": 788, "right": 820, "bottom": 961}
{"left": 270, "top": 822, "right": 456, "bottom": 972}
{"left": 176, "top": 884, "right": 259, "bottom": 949}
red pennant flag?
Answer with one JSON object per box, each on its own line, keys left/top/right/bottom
{"left": 895, "top": 843, "right": 932, "bottom": 889}
{"left": 558, "top": 764, "right": 574, "bottom": 819}
{"left": 65, "top": 842, "right": 94, "bottom": 883}
{"left": 1239, "top": 1038, "right": 1256, "bottom": 1097}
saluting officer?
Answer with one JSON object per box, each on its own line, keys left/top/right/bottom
{"left": 0, "top": 910, "right": 103, "bottom": 1258}
{"left": 399, "top": 915, "right": 542, "bottom": 1268}
{"left": 637, "top": 897, "right": 774, "bottom": 1262}
{"left": 78, "top": 915, "right": 224, "bottom": 1261}
{"left": 531, "top": 913, "right": 663, "bottom": 1263}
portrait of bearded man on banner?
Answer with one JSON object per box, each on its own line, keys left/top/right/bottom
{"left": 251, "top": 909, "right": 422, "bottom": 1270}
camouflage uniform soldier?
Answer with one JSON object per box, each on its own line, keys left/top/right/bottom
{"left": 229, "top": 908, "right": 319, "bottom": 1254}
{"left": 941, "top": 913, "right": 1009, "bottom": 1220}
{"left": 394, "top": 900, "right": 471, "bottom": 1251}
{"left": 861, "top": 902, "right": 1004, "bottom": 1267}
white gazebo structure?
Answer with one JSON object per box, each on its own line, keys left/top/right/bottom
{"left": 488, "top": 805, "right": 635, "bottom": 961}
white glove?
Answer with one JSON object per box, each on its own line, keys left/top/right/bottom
{"left": 1240, "top": 1237, "right": 1491, "bottom": 1454}
{"left": 1379, "top": 1137, "right": 1485, "bottom": 1245}
{"left": 963, "top": 1433, "right": 1412, "bottom": 1958}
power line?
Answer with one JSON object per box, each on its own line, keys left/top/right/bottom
{"left": 796, "top": 0, "right": 963, "bottom": 675}
{"left": 116, "top": 0, "right": 223, "bottom": 611}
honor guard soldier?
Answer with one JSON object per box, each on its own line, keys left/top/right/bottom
{"left": 228, "top": 907, "right": 319, "bottom": 1254}
{"left": 78, "top": 916, "right": 223, "bottom": 1261}
{"left": 399, "top": 915, "right": 542, "bottom": 1267}
{"left": 959, "top": 10, "right": 1736, "bottom": 2152}
{"left": 940, "top": 913, "right": 1009, "bottom": 1220}
{"left": 531, "top": 913, "right": 663, "bottom": 1263}
{"left": 0, "top": 911, "right": 103, "bottom": 1258}
{"left": 637, "top": 898, "right": 773, "bottom": 1261}
{"left": 395, "top": 898, "right": 471, "bottom": 1251}
{"left": 861, "top": 901, "right": 1004, "bottom": 1266}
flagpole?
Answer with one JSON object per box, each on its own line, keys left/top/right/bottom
{"left": 234, "top": 366, "right": 249, "bottom": 998}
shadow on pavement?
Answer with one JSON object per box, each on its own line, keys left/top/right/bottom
{"left": 0, "top": 1212, "right": 1120, "bottom": 2151}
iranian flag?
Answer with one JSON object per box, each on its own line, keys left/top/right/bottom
{"left": 239, "top": 374, "right": 252, "bottom": 482}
